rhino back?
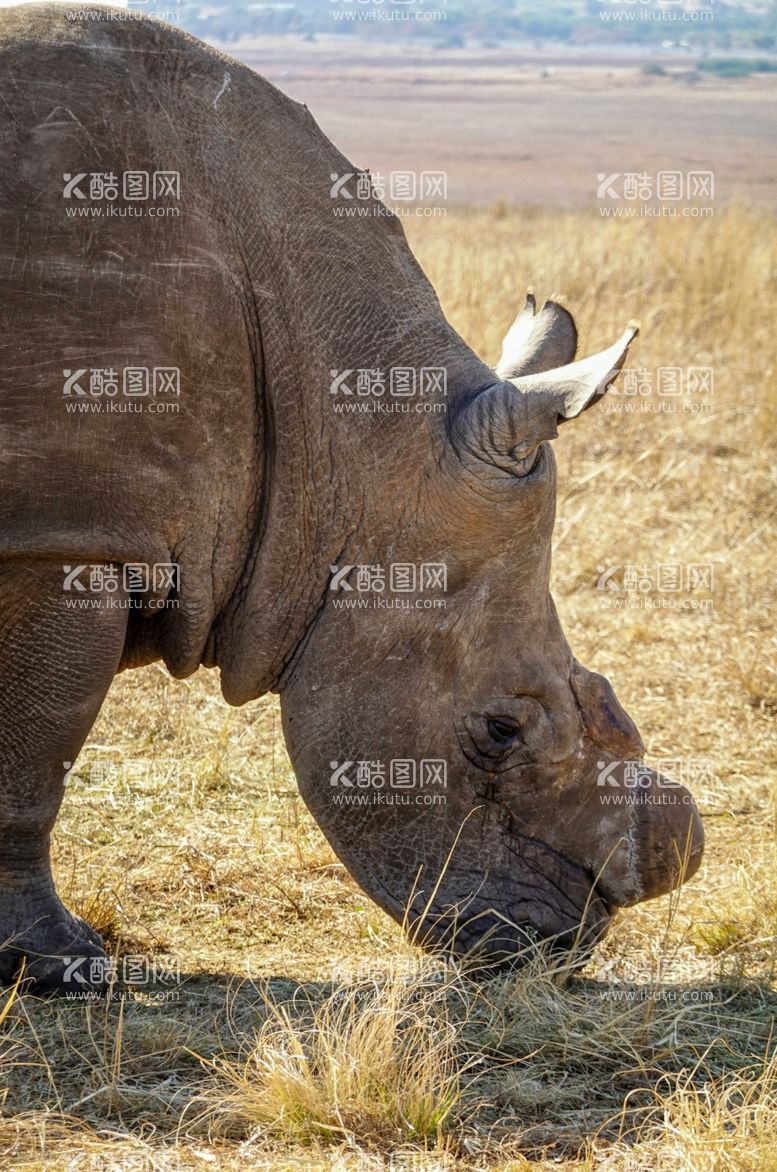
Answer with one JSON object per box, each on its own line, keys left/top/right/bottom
{"left": 0, "top": 7, "right": 318, "bottom": 675}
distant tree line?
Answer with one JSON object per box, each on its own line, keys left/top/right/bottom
{"left": 158, "top": 0, "right": 777, "bottom": 51}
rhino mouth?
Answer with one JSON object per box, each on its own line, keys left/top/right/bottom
{"left": 407, "top": 892, "right": 612, "bottom": 971}
{"left": 386, "top": 835, "right": 614, "bottom": 969}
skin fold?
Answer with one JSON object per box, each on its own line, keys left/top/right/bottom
{"left": 0, "top": 6, "right": 703, "bottom": 991}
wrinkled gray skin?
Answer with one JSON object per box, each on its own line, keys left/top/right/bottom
{"left": 0, "top": 6, "right": 703, "bottom": 991}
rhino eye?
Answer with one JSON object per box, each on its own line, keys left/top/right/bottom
{"left": 487, "top": 717, "right": 522, "bottom": 743}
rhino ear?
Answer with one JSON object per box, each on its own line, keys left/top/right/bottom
{"left": 509, "top": 325, "right": 639, "bottom": 421}
{"left": 496, "top": 292, "right": 578, "bottom": 379}
{"left": 453, "top": 326, "right": 638, "bottom": 476}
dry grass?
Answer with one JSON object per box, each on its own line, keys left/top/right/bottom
{"left": 0, "top": 204, "right": 775, "bottom": 1170}
{"left": 192, "top": 969, "right": 468, "bottom": 1148}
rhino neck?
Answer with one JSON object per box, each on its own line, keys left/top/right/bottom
{"left": 212, "top": 241, "right": 486, "bottom": 703}
{"left": 203, "top": 77, "right": 488, "bottom": 703}
{"left": 213, "top": 280, "right": 487, "bottom": 705}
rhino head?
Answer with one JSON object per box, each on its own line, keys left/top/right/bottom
{"left": 279, "top": 294, "right": 704, "bottom": 967}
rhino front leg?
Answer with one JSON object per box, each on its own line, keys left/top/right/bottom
{"left": 0, "top": 559, "right": 127, "bottom": 993}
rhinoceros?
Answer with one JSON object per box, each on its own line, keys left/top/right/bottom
{"left": 0, "top": 6, "right": 703, "bottom": 991}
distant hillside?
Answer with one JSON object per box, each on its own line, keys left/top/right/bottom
{"left": 152, "top": 0, "right": 777, "bottom": 51}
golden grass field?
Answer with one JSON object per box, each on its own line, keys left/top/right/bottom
{"left": 1, "top": 205, "right": 776, "bottom": 1171}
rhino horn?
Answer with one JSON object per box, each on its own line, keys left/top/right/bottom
{"left": 496, "top": 292, "right": 579, "bottom": 379}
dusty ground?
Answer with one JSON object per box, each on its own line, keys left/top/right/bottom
{"left": 0, "top": 204, "right": 774, "bottom": 1170}
{"left": 226, "top": 37, "right": 777, "bottom": 208}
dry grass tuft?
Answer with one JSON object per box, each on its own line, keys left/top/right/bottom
{"left": 601, "top": 1059, "right": 777, "bottom": 1172}
{"left": 192, "top": 967, "right": 470, "bottom": 1149}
